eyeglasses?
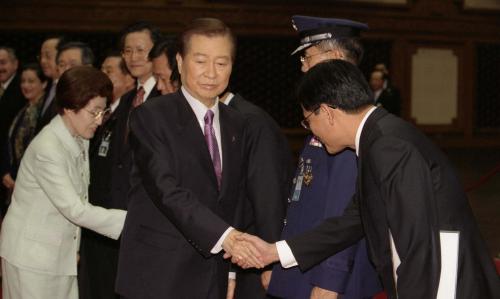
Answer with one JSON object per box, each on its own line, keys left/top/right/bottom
{"left": 300, "top": 50, "right": 332, "bottom": 64}
{"left": 37, "top": 53, "right": 56, "bottom": 62}
{"left": 84, "top": 107, "right": 111, "bottom": 120}
{"left": 122, "top": 47, "right": 150, "bottom": 58}
{"left": 301, "top": 107, "right": 320, "bottom": 130}
{"left": 300, "top": 104, "right": 337, "bottom": 130}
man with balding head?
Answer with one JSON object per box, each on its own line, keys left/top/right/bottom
{"left": 37, "top": 36, "right": 63, "bottom": 134}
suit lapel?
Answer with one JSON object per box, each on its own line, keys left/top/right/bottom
{"left": 175, "top": 93, "right": 220, "bottom": 190}
{"left": 218, "top": 103, "right": 237, "bottom": 198}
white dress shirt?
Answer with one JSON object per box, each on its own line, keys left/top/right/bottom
{"left": 0, "top": 73, "right": 15, "bottom": 91}
{"left": 138, "top": 76, "right": 157, "bottom": 102}
{"left": 276, "top": 106, "right": 377, "bottom": 268}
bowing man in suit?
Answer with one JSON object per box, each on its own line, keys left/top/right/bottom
{"left": 0, "top": 66, "right": 126, "bottom": 299}
{"left": 219, "top": 90, "right": 292, "bottom": 299}
{"left": 116, "top": 18, "right": 261, "bottom": 299}
{"left": 237, "top": 60, "right": 500, "bottom": 299}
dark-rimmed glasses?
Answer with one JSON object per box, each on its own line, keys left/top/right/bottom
{"left": 300, "top": 104, "right": 337, "bottom": 130}
{"left": 301, "top": 107, "right": 320, "bottom": 130}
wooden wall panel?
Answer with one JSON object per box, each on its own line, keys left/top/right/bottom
{"left": 1, "top": 0, "right": 500, "bottom": 147}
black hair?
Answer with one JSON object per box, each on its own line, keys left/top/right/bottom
{"left": 149, "top": 38, "right": 179, "bottom": 84}
{"left": 119, "top": 21, "right": 162, "bottom": 51}
{"left": 178, "top": 18, "right": 236, "bottom": 61}
{"left": 21, "top": 63, "right": 48, "bottom": 83}
{"left": 297, "top": 59, "right": 373, "bottom": 112}
{"left": 103, "top": 50, "right": 131, "bottom": 75}
{"left": 56, "top": 41, "right": 95, "bottom": 66}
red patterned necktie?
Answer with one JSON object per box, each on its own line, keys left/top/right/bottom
{"left": 204, "top": 110, "right": 222, "bottom": 189}
{"left": 132, "top": 86, "right": 145, "bottom": 108}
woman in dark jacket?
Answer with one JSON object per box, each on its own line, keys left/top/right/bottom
{"left": 1, "top": 63, "right": 47, "bottom": 191}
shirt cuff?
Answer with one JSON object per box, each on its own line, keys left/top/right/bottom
{"left": 276, "top": 240, "right": 298, "bottom": 268}
{"left": 228, "top": 272, "right": 236, "bottom": 280}
{"left": 211, "top": 227, "right": 234, "bottom": 254}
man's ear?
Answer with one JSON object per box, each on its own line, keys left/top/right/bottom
{"left": 327, "top": 49, "right": 345, "bottom": 61}
{"left": 176, "top": 53, "right": 183, "bottom": 75}
{"left": 321, "top": 104, "right": 335, "bottom": 126}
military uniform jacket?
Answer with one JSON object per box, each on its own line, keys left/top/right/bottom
{"left": 268, "top": 136, "right": 380, "bottom": 299}
{"left": 288, "top": 108, "right": 500, "bottom": 299}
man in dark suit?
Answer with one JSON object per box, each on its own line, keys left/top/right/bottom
{"left": 77, "top": 53, "right": 134, "bottom": 299}
{"left": 149, "top": 38, "right": 180, "bottom": 95}
{"left": 0, "top": 46, "right": 25, "bottom": 214}
{"left": 78, "top": 22, "right": 161, "bottom": 299}
{"left": 237, "top": 60, "right": 500, "bottom": 299}
{"left": 220, "top": 91, "right": 292, "bottom": 299}
{"left": 370, "top": 69, "right": 402, "bottom": 116}
{"left": 36, "top": 36, "right": 63, "bottom": 134}
{"left": 37, "top": 40, "right": 94, "bottom": 132}
{"left": 116, "top": 18, "right": 259, "bottom": 299}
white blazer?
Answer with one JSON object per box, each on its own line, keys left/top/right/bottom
{"left": 0, "top": 115, "right": 126, "bottom": 276}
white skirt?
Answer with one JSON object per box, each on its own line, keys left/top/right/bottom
{"left": 1, "top": 258, "right": 77, "bottom": 299}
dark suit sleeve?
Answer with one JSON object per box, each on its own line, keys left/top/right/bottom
{"left": 129, "top": 107, "right": 230, "bottom": 256}
{"left": 287, "top": 194, "right": 364, "bottom": 272}
{"left": 308, "top": 152, "right": 360, "bottom": 292}
{"left": 0, "top": 142, "right": 12, "bottom": 177}
{"left": 368, "top": 136, "right": 440, "bottom": 298}
{"left": 243, "top": 116, "right": 288, "bottom": 242}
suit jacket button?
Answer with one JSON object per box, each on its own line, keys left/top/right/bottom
{"left": 117, "top": 164, "right": 123, "bottom": 169}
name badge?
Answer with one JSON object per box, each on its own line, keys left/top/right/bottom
{"left": 98, "top": 131, "right": 112, "bottom": 157}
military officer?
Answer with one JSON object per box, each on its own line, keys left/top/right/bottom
{"left": 267, "top": 15, "right": 382, "bottom": 299}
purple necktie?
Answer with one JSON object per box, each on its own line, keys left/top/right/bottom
{"left": 204, "top": 110, "right": 222, "bottom": 189}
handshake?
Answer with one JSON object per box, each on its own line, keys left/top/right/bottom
{"left": 221, "top": 230, "right": 280, "bottom": 269}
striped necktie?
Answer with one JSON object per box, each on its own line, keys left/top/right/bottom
{"left": 132, "top": 86, "right": 145, "bottom": 108}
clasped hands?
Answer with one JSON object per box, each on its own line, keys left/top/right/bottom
{"left": 221, "top": 230, "right": 279, "bottom": 269}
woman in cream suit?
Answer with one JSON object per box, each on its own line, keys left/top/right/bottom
{"left": 0, "top": 66, "right": 127, "bottom": 299}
